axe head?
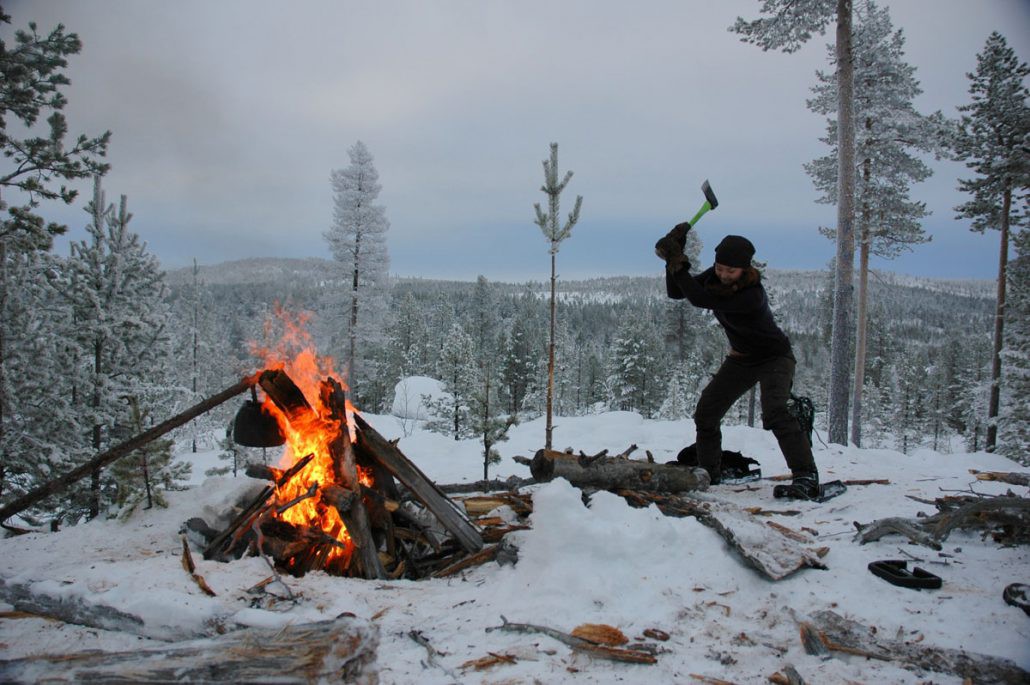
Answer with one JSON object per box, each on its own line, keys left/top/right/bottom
{"left": 702, "top": 180, "right": 718, "bottom": 210}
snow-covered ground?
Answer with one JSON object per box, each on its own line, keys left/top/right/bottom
{"left": 1, "top": 409, "right": 1028, "bottom": 684}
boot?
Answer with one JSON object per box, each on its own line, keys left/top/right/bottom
{"left": 773, "top": 470, "right": 820, "bottom": 500}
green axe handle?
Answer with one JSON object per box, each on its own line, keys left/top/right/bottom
{"left": 688, "top": 180, "right": 719, "bottom": 227}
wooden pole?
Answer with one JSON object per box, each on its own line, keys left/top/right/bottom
{"left": 0, "top": 376, "right": 256, "bottom": 523}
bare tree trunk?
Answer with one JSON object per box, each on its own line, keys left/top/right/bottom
{"left": 851, "top": 156, "right": 872, "bottom": 448}
{"left": 986, "top": 184, "right": 1011, "bottom": 451}
{"left": 0, "top": 240, "right": 7, "bottom": 501}
{"left": 191, "top": 259, "right": 199, "bottom": 453}
{"left": 827, "top": 0, "right": 856, "bottom": 446}
{"left": 546, "top": 250, "right": 556, "bottom": 450}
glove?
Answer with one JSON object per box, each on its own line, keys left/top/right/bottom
{"left": 654, "top": 221, "right": 691, "bottom": 264}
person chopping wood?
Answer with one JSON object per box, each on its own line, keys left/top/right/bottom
{"left": 654, "top": 223, "right": 820, "bottom": 500}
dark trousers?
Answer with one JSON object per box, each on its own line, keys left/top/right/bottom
{"left": 694, "top": 355, "right": 816, "bottom": 479}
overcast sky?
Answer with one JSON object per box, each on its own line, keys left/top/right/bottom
{"left": 5, "top": 0, "right": 1029, "bottom": 281}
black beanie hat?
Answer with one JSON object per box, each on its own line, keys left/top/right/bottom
{"left": 714, "top": 235, "right": 755, "bottom": 268}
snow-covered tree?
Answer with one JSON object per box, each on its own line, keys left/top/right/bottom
{"left": 805, "top": 1, "right": 940, "bottom": 446}
{"left": 658, "top": 364, "right": 692, "bottom": 420}
{"left": 108, "top": 397, "right": 189, "bottom": 519}
{"left": 951, "top": 32, "right": 1030, "bottom": 451}
{"left": 425, "top": 323, "right": 480, "bottom": 440}
{"left": 733, "top": 0, "right": 857, "bottom": 445}
{"left": 59, "top": 178, "right": 173, "bottom": 519}
{"left": 0, "top": 10, "right": 109, "bottom": 499}
{"left": 532, "top": 142, "right": 583, "bottom": 450}
{"left": 999, "top": 229, "right": 1030, "bottom": 464}
{"left": 607, "top": 313, "right": 663, "bottom": 417}
{"left": 324, "top": 141, "right": 390, "bottom": 402}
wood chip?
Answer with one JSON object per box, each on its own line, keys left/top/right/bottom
{"left": 571, "top": 623, "right": 629, "bottom": 646}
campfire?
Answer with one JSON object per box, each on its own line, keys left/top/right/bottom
{"left": 197, "top": 326, "right": 483, "bottom": 580}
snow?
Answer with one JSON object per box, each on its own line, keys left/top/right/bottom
{"left": 1, "top": 409, "right": 1028, "bottom": 684}
{"left": 391, "top": 376, "right": 447, "bottom": 421}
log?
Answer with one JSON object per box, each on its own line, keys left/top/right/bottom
{"left": 530, "top": 448, "right": 710, "bottom": 493}
{"left": 0, "top": 376, "right": 255, "bottom": 523}
{"left": 621, "top": 491, "right": 826, "bottom": 580}
{"left": 323, "top": 484, "right": 386, "bottom": 579}
{"left": 809, "top": 609, "right": 1028, "bottom": 684}
{"left": 969, "top": 470, "right": 1030, "bottom": 487}
{"left": 353, "top": 413, "right": 483, "bottom": 553}
{"left": 0, "top": 614, "right": 379, "bottom": 684}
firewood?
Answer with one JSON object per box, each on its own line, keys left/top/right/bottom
{"left": 531, "top": 448, "right": 710, "bottom": 493}
{"left": 322, "top": 484, "right": 386, "bottom": 579}
{"left": 180, "top": 536, "right": 216, "bottom": 597}
{"left": 486, "top": 615, "right": 657, "bottom": 665}
{"left": 258, "top": 368, "right": 313, "bottom": 423}
{"left": 0, "top": 614, "right": 380, "bottom": 684}
{"left": 854, "top": 494, "right": 1030, "bottom": 549}
{"left": 431, "top": 544, "right": 499, "bottom": 578}
{"left": 0, "top": 376, "right": 255, "bottom": 523}
{"left": 353, "top": 413, "right": 483, "bottom": 553}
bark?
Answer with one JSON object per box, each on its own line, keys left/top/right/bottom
{"left": 987, "top": 183, "right": 1011, "bottom": 451}
{"left": 0, "top": 376, "right": 255, "bottom": 523}
{"left": 851, "top": 153, "right": 872, "bottom": 447}
{"left": 827, "top": 0, "right": 856, "bottom": 445}
{"left": 546, "top": 250, "right": 556, "bottom": 450}
{"left": 487, "top": 615, "right": 657, "bottom": 665}
{"left": 530, "top": 448, "right": 710, "bottom": 493}
{"left": 0, "top": 614, "right": 379, "bottom": 684}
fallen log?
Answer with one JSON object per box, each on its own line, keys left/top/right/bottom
{"left": 620, "top": 491, "right": 827, "bottom": 580}
{"left": 486, "top": 615, "right": 657, "bottom": 665}
{"left": 854, "top": 494, "right": 1030, "bottom": 548}
{"left": 530, "top": 448, "right": 710, "bottom": 493}
{"left": 808, "top": 609, "right": 1028, "bottom": 684}
{"left": 0, "top": 376, "right": 255, "bottom": 523}
{"left": 969, "top": 470, "right": 1030, "bottom": 487}
{"left": 0, "top": 614, "right": 379, "bottom": 684}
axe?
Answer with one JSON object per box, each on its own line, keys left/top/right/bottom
{"left": 688, "top": 179, "right": 719, "bottom": 228}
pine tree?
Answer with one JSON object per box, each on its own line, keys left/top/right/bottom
{"left": 58, "top": 178, "right": 173, "bottom": 519}
{"left": 532, "top": 142, "right": 583, "bottom": 450}
{"left": 108, "top": 397, "right": 189, "bottom": 519}
{"left": 999, "top": 229, "right": 1030, "bottom": 464}
{"left": 951, "top": 32, "right": 1030, "bottom": 451}
{"left": 324, "top": 141, "right": 390, "bottom": 400}
{"left": 499, "top": 301, "right": 538, "bottom": 417}
{"left": 804, "top": 1, "right": 940, "bottom": 446}
{"left": 732, "top": 0, "right": 858, "bottom": 445}
{"left": 0, "top": 10, "right": 110, "bottom": 500}
{"left": 658, "top": 364, "right": 692, "bottom": 420}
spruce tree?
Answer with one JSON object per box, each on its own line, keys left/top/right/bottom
{"left": 425, "top": 323, "right": 480, "bottom": 440}
{"left": 951, "top": 32, "right": 1030, "bottom": 451}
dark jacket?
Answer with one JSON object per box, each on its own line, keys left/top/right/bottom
{"left": 666, "top": 266, "right": 793, "bottom": 362}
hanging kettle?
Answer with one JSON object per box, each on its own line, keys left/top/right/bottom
{"left": 232, "top": 394, "right": 285, "bottom": 448}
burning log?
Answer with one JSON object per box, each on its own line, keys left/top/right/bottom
{"left": 322, "top": 484, "right": 386, "bottom": 579}
{"left": 530, "top": 448, "right": 710, "bottom": 493}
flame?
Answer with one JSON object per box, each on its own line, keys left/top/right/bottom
{"left": 250, "top": 307, "right": 371, "bottom": 573}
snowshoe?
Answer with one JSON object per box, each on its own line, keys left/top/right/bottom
{"left": 773, "top": 478, "right": 847, "bottom": 502}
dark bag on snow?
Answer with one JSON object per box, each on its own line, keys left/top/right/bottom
{"left": 673, "top": 443, "right": 761, "bottom": 481}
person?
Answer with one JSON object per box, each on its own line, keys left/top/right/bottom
{"left": 655, "top": 223, "right": 819, "bottom": 499}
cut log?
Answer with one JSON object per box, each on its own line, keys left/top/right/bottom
{"left": 0, "top": 376, "right": 255, "bottom": 523}
{"left": 0, "top": 614, "right": 379, "bottom": 684}
{"left": 531, "top": 448, "right": 710, "bottom": 493}
{"left": 353, "top": 413, "right": 483, "bottom": 553}
{"left": 969, "top": 470, "right": 1030, "bottom": 487}
{"left": 808, "top": 609, "right": 1028, "bottom": 683}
